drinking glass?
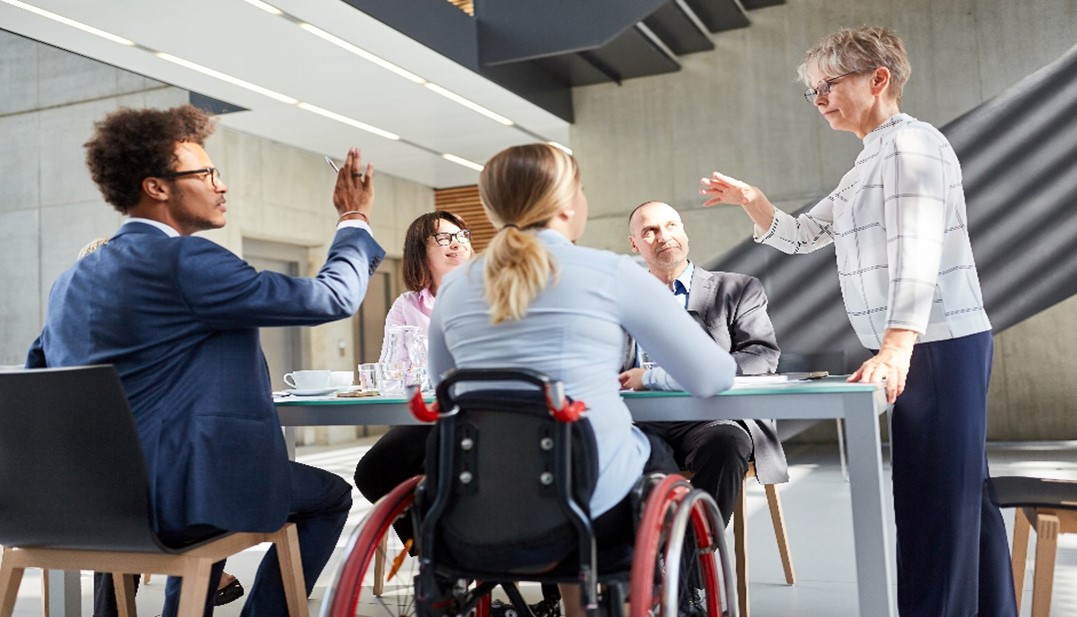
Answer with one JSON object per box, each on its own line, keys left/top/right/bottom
{"left": 358, "top": 363, "right": 380, "bottom": 392}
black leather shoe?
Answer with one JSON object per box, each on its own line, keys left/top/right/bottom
{"left": 213, "top": 579, "right": 245, "bottom": 606}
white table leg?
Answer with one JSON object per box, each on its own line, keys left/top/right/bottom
{"left": 842, "top": 391, "right": 897, "bottom": 616}
{"left": 284, "top": 425, "right": 297, "bottom": 461}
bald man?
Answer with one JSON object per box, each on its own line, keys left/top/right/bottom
{"left": 620, "top": 200, "right": 787, "bottom": 524}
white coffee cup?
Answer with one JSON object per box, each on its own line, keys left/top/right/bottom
{"left": 330, "top": 370, "right": 354, "bottom": 388}
{"left": 283, "top": 370, "right": 331, "bottom": 390}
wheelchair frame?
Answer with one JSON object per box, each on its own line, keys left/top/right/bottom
{"left": 321, "top": 369, "right": 738, "bottom": 617}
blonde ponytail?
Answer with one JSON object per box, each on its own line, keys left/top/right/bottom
{"left": 479, "top": 144, "right": 579, "bottom": 324}
{"left": 483, "top": 227, "right": 553, "bottom": 323}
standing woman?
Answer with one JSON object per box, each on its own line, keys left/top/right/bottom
{"left": 429, "top": 144, "right": 736, "bottom": 617}
{"left": 700, "top": 26, "right": 1016, "bottom": 616}
{"left": 353, "top": 211, "right": 471, "bottom": 508}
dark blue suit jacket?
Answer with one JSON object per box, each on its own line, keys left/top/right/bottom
{"left": 27, "top": 221, "right": 384, "bottom": 535}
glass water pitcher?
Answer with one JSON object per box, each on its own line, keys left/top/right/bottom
{"left": 378, "top": 325, "right": 427, "bottom": 395}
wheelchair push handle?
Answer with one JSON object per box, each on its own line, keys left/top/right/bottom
{"left": 407, "top": 368, "right": 586, "bottom": 423}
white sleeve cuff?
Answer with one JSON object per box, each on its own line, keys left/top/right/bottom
{"left": 337, "top": 219, "right": 373, "bottom": 237}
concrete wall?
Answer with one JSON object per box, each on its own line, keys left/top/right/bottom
{"left": 570, "top": 0, "right": 1077, "bottom": 440}
{"left": 0, "top": 32, "right": 434, "bottom": 384}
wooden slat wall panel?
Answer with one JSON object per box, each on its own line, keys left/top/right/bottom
{"left": 446, "top": 0, "right": 474, "bottom": 16}
{"left": 435, "top": 185, "right": 495, "bottom": 253}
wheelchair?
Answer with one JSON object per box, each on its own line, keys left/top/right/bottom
{"left": 321, "top": 369, "right": 737, "bottom": 617}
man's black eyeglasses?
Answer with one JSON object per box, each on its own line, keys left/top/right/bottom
{"left": 431, "top": 230, "right": 472, "bottom": 246}
{"left": 160, "top": 167, "right": 222, "bottom": 188}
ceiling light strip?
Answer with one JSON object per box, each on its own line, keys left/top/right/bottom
{"left": 156, "top": 53, "right": 299, "bottom": 105}
{"left": 1, "top": 0, "right": 134, "bottom": 46}
{"left": 2, "top": 0, "right": 405, "bottom": 142}
{"left": 441, "top": 153, "right": 485, "bottom": 171}
{"left": 297, "top": 103, "right": 401, "bottom": 141}
{"left": 424, "top": 83, "right": 514, "bottom": 126}
{"left": 288, "top": 14, "right": 518, "bottom": 128}
{"left": 240, "top": 0, "right": 283, "bottom": 15}
{"left": 297, "top": 23, "right": 426, "bottom": 84}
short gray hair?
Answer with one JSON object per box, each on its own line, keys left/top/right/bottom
{"left": 796, "top": 26, "right": 912, "bottom": 102}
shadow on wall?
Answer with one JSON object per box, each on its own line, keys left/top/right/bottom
{"left": 705, "top": 44, "right": 1077, "bottom": 373}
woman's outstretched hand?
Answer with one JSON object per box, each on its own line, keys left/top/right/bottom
{"left": 700, "top": 171, "right": 775, "bottom": 230}
{"left": 700, "top": 171, "right": 758, "bottom": 207}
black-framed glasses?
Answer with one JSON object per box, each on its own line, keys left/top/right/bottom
{"left": 431, "top": 229, "right": 472, "bottom": 246}
{"left": 803, "top": 71, "right": 859, "bottom": 103}
{"left": 159, "top": 167, "right": 222, "bottom": 188}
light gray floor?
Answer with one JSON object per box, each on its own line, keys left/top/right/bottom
{"left": 9, "top": 439, "right": 1077, "bottom": 616}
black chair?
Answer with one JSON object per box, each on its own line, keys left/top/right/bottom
{"left": 990, "top": 476, "right": 1077, "bottom": 617}
{"left": 0, "top": 365, "right": 308, "bottom": 617}
{"left": 322, "top": 368, "right": 738, "bottom": 617}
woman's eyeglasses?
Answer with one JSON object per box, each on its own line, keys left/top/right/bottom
{"left": 803, "top": 71, "right": 859, "bottom": 103}
{"left": 431, "top": 230, "right": 472, "bottom": 246}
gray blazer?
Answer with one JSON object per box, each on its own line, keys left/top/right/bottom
{"left": 627, "top": 267, "right": 789, "bottom": 484}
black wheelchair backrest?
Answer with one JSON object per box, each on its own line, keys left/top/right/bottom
{"left": 419, "top": 368, "right": 598, "bottom": 576}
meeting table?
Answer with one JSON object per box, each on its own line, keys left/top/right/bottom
{"left": 274, "top": 377, "right": 898, "bottom": 617}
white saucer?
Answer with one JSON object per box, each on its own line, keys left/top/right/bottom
{"left": 285, "top": 387, "right": 338, "bottom": 396}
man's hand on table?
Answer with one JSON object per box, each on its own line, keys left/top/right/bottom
{"left": 619, "top": 368, "right": 648, "bottom": 391}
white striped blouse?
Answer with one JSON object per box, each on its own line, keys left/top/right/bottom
{"left": 756, "top": 113, "right": 991, "bottom": 349}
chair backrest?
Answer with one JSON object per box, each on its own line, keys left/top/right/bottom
{"left": 990, "top": 476, "right": 1077, "bottom": 510}
{"left": 418, "top": 368, "right": 598, "bottom": 576}
{"left": 0, "top": 365, "right": 164, "bottom": 552}
{"left": 776, "top": 350, "right": 847, "bottom": 375}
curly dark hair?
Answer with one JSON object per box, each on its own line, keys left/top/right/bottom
{"left": 402, "top": 211, "right": 470, "bottom": 292}
{"left": 84, "top": 105, "right": 217, "bottom": 214}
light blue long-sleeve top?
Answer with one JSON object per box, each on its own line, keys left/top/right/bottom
{"left": 428, "top": 229, "right": 737, "bottom": 516}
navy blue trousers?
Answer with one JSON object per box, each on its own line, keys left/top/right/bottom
{"left": 890, "top": 331, "right": 1016, "bottom": 616}
{"left": 156, "top": 461, "right": 351, "bottom": 617}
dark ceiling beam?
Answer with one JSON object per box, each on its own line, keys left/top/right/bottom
{"left": 643, "top": 1, "right": 715, "bottom": 55}
{"left": 741, "top": 0, "right": 786, "bottom": 9}
{"left": 341, "top": 0, "right": 574, "bottom": 121}
{"left": 681, "top": 0, "right": 750, "bottom": 32}
{"left": 474, "top": 0, "right": 670, "bottom": 65}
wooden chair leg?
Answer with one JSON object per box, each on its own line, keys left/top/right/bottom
{"left": 763, "top": 483, "right": 796, "bottom": 585}
{"left": 113, "top": 573, "right": 138, "bottom": 617}
{"left": 373, "top": 534, "right": 388, "bottom": 597}
{"left": 1011, "top": 507, "right": 1031, "bottom": 609}
{"left": 1030, "top": 513, "right": 1059, "bottom": 617}
{"left": 734, "top": 478, "right": 749, "bottom": 617}
{"left": 273, "top": 523, "right": 310, "bottom": 617}
{"left": 0, "top": 548, "right": 26, "bottom": 617}
{"left": 176, "top": 559, "right": 214, "bottom": 617}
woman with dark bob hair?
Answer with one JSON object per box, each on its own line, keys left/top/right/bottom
{"left": 384, "top": 210, "right": 472, "bottom": 337}
{"left": 353, "top": 211, "right": 471, "bottom": 534}
{"left": 701, "top": 26, "right": 1016, "bottom": 616}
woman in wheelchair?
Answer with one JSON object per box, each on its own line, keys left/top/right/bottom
{"left": 422, "top": 143, "right": 738, "bottom": 616}
{"left": 328, "top": 144, "right": 740, "bottom": 617}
